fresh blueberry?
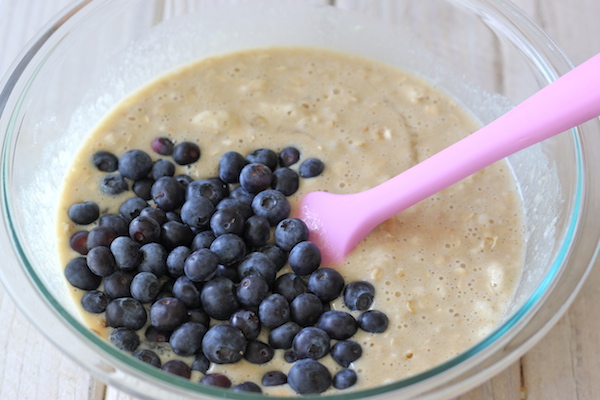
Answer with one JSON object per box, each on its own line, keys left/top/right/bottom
{"left": 288, "top": 241, "right": 321, "bottom": 276}
{"left": 172, "top": 141, "right": 200, "bottom": 165}
{"left": 64, "top": 257, "right": 101, "bottom": 290}
{"left": 185, "top": 178, "right": 227, "bottom": 206}
{"left": 105, "top": 297, "right": 147, "bottom": 330}
{"left": 138, "top": 242, "right": 168, "bottom": 277}
{"left": 86, "top": 226, "right": 117, "bottom": 250}
{"left": 218, "top": 151, "right": 247, "bottom": 183}
{"left": 262, "top": 370, "right": 287, "bottom": 387}
{"left": 299, "top": 157, "right": 325, "bottom": 178}
{"left": 188, "top": 308, "right": 210, "bottom": 327}
{"left": 230, "top": 309, "right": 261, "bottom": 341}
{"left": 149, "top": 297, "right": 188, "bottom": 331}
{"left": 119, "top": 149, "right": 153, "bottom": 180}
{"left": 68, "top": 201, "right": 99, "bottom": 225}
{"left": 246, "top": 148, "right": 278, "bottom": 170}
{"left": 145, "top": 325, "right": 172, "bottom": 343}
{"left": 172, "top": 276, "right": 201, "bottom": 309}
{"left": 268, "top": 321, "right": 301, "bottom": 350}
{"left": 274, "top": 218, "right": 309, "bottom": 251}
{"left": 191, "top": 230, "right": 216, "bottom": 251}
{"left": 278, "top": 146, "right": 300, "bottom": 167}
{"left": 343, "top": 281, "right": 375, "bottom": 311}
{"left": 229, "top": 186, "right": 255, "bottom": 206}
{"left": 100, "top": 174, "right": 129, "bottom": 195}
{"left": 284, "top": 350, "right": 298, "bottom": 363}
{"left": 251, "top": 189, "right": 290, "bottom": 226}
{"left": 69, "top": 231, "right": 89, "bottom": 255}
{"left": 86, "top": 246, "right": 116, "bottom": 277}
{"left": 216, "top": 198, "right": 253, "bottom": 220}
{"left": 99, "top": 213, "right": 129, "bottom": 236}
{"left": 80, "top": 290, "right": 109, "bottom": 313}
{"left": 210, "top": 207, "right": 245, "bottom": 237}
{"left": 239, "top": 163, "right": 273, "bottom": 194}
{"left": 317, "top": 310, "right": 358, "bottom": 340}
{"left": 200, "top": 373, "right": 232, "bottom": 388}
{"left": 180, "top": 197, "right": 214, "bottom": 230}
{"left": 129, "top": 216, "right": 161, "bottom": 245}
{"left": 237, "top": 274, "right": 270, "bottom": 308}
{"left": 287, "top": 359, "right": 331, "bottom": 394}
{"left": 151, "top": 136, "right": 174, "bottom": 156}
{"left": 161, "top": 221, "right": 194, "bottom": 249}
{"left": 331, "top": 340, "right": 362, "bottom": 367}
{"left": 258, "top": 293, "right": 290, "bottom": 329}
{"left": 151, "top": 176, "right": 185, "bottom": 211}
{"left": 200, "top": 276, "right": 239, "bottom": 320}
{"left": 110, "top": 236, "right": 142, "bottom": 271}
{"left": 209, "top": 233, "right": 246, "bottom": 266}
{"left": 103, "top": 270, "right": 135, "bottom": 299}
{"left": 244, "top": 340, "right": 274, "bottom": 364}
{"left": 232, "top": 382, "right": 262, "bottom": 393}
{"left": 165, "top": 246, "right": 190, "bottom": 277}
{"left": 174, "top": 174, "right": 193, "bottom": 188}
{"left": 358, "top": 310, "right": 389, "bottom": 333}
{"left": 166, "top": 211, "right": 183, "bottom": 223}
{"left": 202, "top": 324, "right": 246, "bottom": 364}
{"left": 130, "top": 271, "right": 160, "bottom": 303}
{"left": 110, "top": 327, "right": 140, "bottom": 352}
{"left": 259, "top": 244, "right": 288, "bottom": 271}
{"left": 184, "top": 248, "right": 219, "bottom": 282}
{"left": 133, "top": 349, "right": 162, "bottom": 368}
{"left": 132, "top": 177, "right": 154, "bottom": 200}
{"left": 169, "top": 321, "right": 207, "bottom": 357}
{"left": 333, "top": 368, "right": 357, "bottom": 390}
{"left": 161, "top": 360, "right": 191, "bottom": 379}
{"left": 119, "top": 197, "right": 149, "bottom": 222}
{"left": 237, "top": 252, "right": 277, "bottom": 286}
{"left": 307, "top": 267, "right": 344, "bottom": 302}
{"left": 93, "top": 151, "right": 119, "bottom": 172}
{"left": 292, "top": 327, "right": 330, "bottom": 360}
{"left": 290, "top": 293, "right": 324, "bottom": 327}
{"left": 243, "top": 215, "right": 270, "bottom": 249}
{"left": 191, "top": 352, "right": 210, "bottom": 373}
{"left": 271, "top": 167, "right": 299, "bottom": 196}
{"left": 139, "top": 206, "right": 168, "bottom": 225}
{"left": 150, "top": 159, "right": 175, "bottom": 180}
{"left": 273, "top": 273, "right": 308, "bottom": 302}
{"left": 214, "top": 264, "right": 240, "bottom": 283}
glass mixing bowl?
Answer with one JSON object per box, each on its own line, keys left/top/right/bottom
{"left": 1, "top": 0, "right": 599, "bottom": 399}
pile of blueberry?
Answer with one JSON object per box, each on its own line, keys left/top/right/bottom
{"left": 64, "top": 137, "right": 388, "bottom": 395}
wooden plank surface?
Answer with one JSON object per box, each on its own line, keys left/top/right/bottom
{"left": 0, "top": 1, "right": 599, "bottom": 399}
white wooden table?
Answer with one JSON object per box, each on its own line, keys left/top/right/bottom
{"left": 1, "top": 1, "right": 599, "bottom": 399}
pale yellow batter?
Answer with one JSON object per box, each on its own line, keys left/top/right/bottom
{"left": 56, "top": 47, "right": 524, "bottom": 395}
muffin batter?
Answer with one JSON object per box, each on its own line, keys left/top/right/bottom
{"left": 56, "top": 47, "right": 524, "bottom": 394}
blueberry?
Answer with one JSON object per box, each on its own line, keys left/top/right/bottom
{"left": 68, "top": 201, "right": 99, "bottom": 225}
{"left": 299, "top": 157, "right": 325, "bottom": 178}
{"left": 229, "top": 186, "right": 255, "bottom": 206}
{"left": 170, "top": 321, "right": 207, "bottom": 356}
{"left": 172, "top": 276, "right": 201, "bottom": 309}
{"left": 237, "top": 274, "right": 270, "bottom": 308}
{"left": 244, "top": 340, "right": 275, "bottom": 364}
{"left": 129, "top": 216, "right": 161, "bottom": 245}
{"left": 103, "top": 270, "right": 135, "bottom": 299}
{"left": 139, "top": 206, "right": 168, "bottom": 225}
{"left": 166, "top": 211, "right": 183, "bottom": 223}
{"left": 69, "top": 231, "right": 89, "bottom": 255}
{"left": 172, "top": 141, "right": 200, "bottom": 165}
{"left": 268, "top": 321, "right": 301, "bottom": 349}
{"left": 119, "top": 149, "right": 153, "bottom": 180}
{"left": 284, "top": 350, "right": 298, "bottom": 363}
{"left": 239, "top": 163, "right": 273, "bottom": 194}
{"left": 138, "top": 242, "right": 168, "bottom": 277}
{"left": 188, "top": 308, "right": 210, "bottom": 328}
{"left": 274, "top": 218, "right": 309, "bottom": 251}
{"left": 237, "top": 252, "right": 277, "bottom": 286}
{"left": 186, "top": 178, "right": 227, "bottom": 206}
{"left": 358, "top": 310, "right": 389, "bottom": 333}
{"left": 93, "top": 151, "right": 119, "bottom": 172}
{"left": 161, "top": 360, "right": 191, "bottom": 379}
{"left": 232, "top": 382, "right": 262, "bottom": 393}
{"left": 271, "top": 167, "right": 299, "bottom": 196}
{"left": 287, "top": 359, "right": 331, "bottom": 394}
{"left": 262, "top": 370, "right": 287, "bottom": 387}
{"left": 258, "top": 293, "right": 290, "bottom": 329}
{"left": 151, "top": 176, "right": 185, "bottom": 211}
{"left": 64, "top": 257, "right": 101, "bottom": 290}
{"left": 161, "top": 221, "right": 194, "bottom": 249}
{"left": 230, "top": 309, "right": 261, "bottom": 341}
{"left": 133, "top": 349, "right": 162, "bottom": 368}
{"left": 278, "top": 146, "right": 300, "bottom": 167}
{"left": 289, "top": 241, "right": 321, "bottom": 276}
{"left": 105, "top": 297, "right": 147, "bottom": 330}
{"left": 86, "top": 246, "right": 116, "bottom": 277}
{"left": 251, "top": 189, "right": 290, "bottom": 226}
{"left": 150, "top": 159, "right": 175, "bottom": 180}
{"left": 273, "top": 273, "right": 308, "bottom": 302}
{"left": 132, "top": 177, "right": 154, "bottom": 200}
{"left": 200, "top": 373, "right": 232, "bottom": 388}
{"left": 202, "top": 324, "right": 246, "bottom": 364}
{"left": 183, "top": 248, "right": 218, "bottom": 282}
{"left": 218, "top": 151, "right": 247, "bottom": 183}
{"left": 191, "top": 352, "right": 210, "bottom": 373}
{"left": 130, "top": 271, "right": 160, "bottom": 303}
{"left": 292, "top": 327, "right": 330, "bottom": 360}
{"left": 243, "top": 215, "right": 270, "bottom": 249}
{"left": 151, "top": 136, "right": 174, "bottom": 156}
{"left": 290, "top": 293, "right": 324, "bottom": 327}
{"left": 216, "top": 198, "right": 253, "bottom": 220}
{"left": 100, "top": 174, "right": 129, "bottom": 195}
{"left": 145, "top": 325, "right": 172, "bottom": 343}
{"left": 317, "top": 310, "right": 358, "bottom": 340}
{"left": 86, "top": 226, "right": 117, "bottom": 250}
{"left": 246, "top": 148, "right": 278, "bottom": 170}
{"left": 214, "top": 264, "right": 240, "bottom": 283}
{"left": 331, "top": 340, "right": 362, "bottom": 368}
{"left": 110, "top": 327, "right": 140, "bottom": 352}
{"left": 81, "top": 290, "right": 109, "bottom": 313}
{"left": 99, "top": 213, "right": 129, "bottom": 236}
{"left": 191, "top": 230, "right": 216, "bottom": 251}
{"left": 149, "top": 297, "right": 188, "bottom": 331}
{"left": 174, "top": 174, "right": 193, "bottom": 188}
{"left": 164, "top": 246, "right": 189, "bottom": 277}
{"left": 209, "top": 233, "right": 246, "bottom": 266}
{"left": 259, "top": 244, "right": 288, "bottom": 271}
{"left": 344, "top": 281, "right": 375, "bottom": 311}
{"left": 307, "top": 267, "right": 344, "bottom": 302}
{"left": 180, "top": 197, "right": 215, "bottom": 230}
{"left": 110, "top": 236, "right": 142, "bottom": 271}
{"left": 119, "top": 197, "right": 149, "bottom": 222}
{"left": 210, "top": 207, "right": 245, "bottom": 236}
{"left": 200, "top": 276, "right": 239, "bottom": 320}
{"left": 333, "top": 368, "right": 357, "bottom": 390}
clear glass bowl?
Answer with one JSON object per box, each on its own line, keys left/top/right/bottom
{"left": 1, "top": 0, "right": 599, "bottom": 399}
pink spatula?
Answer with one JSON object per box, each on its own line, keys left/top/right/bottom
{"left": 297, "top": 53, "right": 600, "bottom": 265}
